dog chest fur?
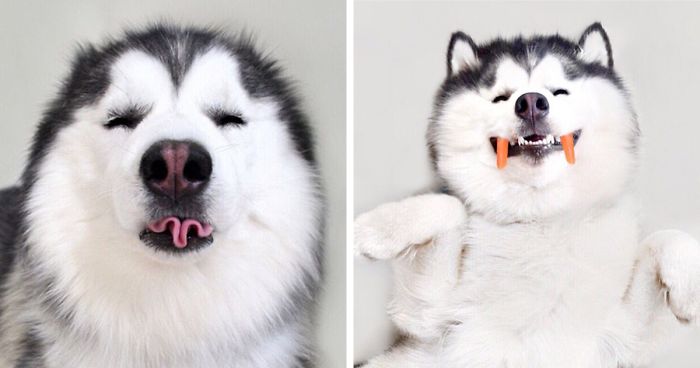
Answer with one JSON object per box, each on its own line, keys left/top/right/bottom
{"left": 442, "top": 199, "right": 640, "bottom": 366}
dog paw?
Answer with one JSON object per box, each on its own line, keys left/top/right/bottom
{"left": 354, "top": 194, "right": 466, "bottom": 260}
{"left": 647, "top": 230, "right": 700, "bottom": 324}
{"left": 354, "top": 210, "right": 401, "bottom": 260}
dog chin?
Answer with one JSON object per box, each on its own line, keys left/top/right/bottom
{"left": 444, "top": 163, "right": 579, "bottom": 222}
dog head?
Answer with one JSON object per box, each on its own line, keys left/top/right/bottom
{"left": 429, "top": 23, "right": 638, "bottom": 222}
{"left": 22, "top": 25, "right": 321, "bottom": 260}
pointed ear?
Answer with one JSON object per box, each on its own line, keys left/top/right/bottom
{"left": 578, "top": 22, "right": 613, "bottom": 68}
{"left": 447, "top": 31, "right": 479, "bottom": 76}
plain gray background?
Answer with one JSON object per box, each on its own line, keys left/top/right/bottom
{"left": 355, "top": 1, "right": 700, "bottom": 366}
{"left": 0, "top": 0, "right": 345, "bottom": 366}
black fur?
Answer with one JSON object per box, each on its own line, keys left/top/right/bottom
{"left": 441, "top": 22, "right": 621, "bottom": 101}
{"left": 15, "top": 329, "right": 44, "bottom": 368}
{"left": 0, "top": 186, "right": 21, "bottom": 318}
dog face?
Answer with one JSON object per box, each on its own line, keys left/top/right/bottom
{"left": 15, "top": 27, "right": 323, "bottom": 359}
{"left": 23, "top": 26, "right": 319, "bottom": 261}
{"left": 429, "top": 23, "right": 639, "bottom": 221}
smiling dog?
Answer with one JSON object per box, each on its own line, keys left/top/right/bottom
{"left": 0, "top": 25, "right": 323, "bottom": 367}
{"left": 356, "top": 23, "right": 700, "bottom": 367}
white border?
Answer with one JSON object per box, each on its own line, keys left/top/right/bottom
{"left": 345, "top": 0, "right": 355, "bottom": 366}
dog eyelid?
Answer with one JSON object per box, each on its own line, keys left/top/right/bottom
{"left": 105, "top": 116, "right": 140, "bottom": 129}
{"left": 207, "top": 107, "right": 247, "bottom": 127}
{"left": 490, "top": 89, "right": 513, "bottom": 104}
{"left": 491, "top": 94, "right": 510, "bottom": 103}
{"left": 104, "top": 105, "right": 149, "bottom": 129}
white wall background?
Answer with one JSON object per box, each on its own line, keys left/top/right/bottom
{"left": 355, "top": 1, "right": 700, "bottom": 366}
{"left": 0, "top": 0, "right": 345, "bottom": 366}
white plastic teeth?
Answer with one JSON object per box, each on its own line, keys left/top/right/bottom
{"left": 512, "top": 134, "right": 555, "bottom": 146}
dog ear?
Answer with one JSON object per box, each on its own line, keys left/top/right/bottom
{"left": 578, "top": 22, "right": 613, "bottom": 68}
{"left": 447, "top": 31, "right": 479, "bottom": 76}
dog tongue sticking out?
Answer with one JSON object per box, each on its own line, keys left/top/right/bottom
{"left": 147, "top": 217, "right": 213, "bottom": 248}
{"left": 495, "top": 133, "right": 576, "bottom": 169}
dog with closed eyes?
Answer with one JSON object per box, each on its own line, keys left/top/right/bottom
{"left": 356, "top": 23, "right": 700, "bottom": 367}
{"left": 0, "top": 25, "right": 323, "bottom": 367}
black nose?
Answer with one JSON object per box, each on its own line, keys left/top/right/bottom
{"left": 139, "top": 140, "right": 212, "bottom": 201}
{"left": 514, "top": 92, "right": 549, "bottom": 122}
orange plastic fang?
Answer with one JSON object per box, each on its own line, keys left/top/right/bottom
{"left": 496, "top": 138, "right": 509, "bottom": 169}
{"left": 560, "top": 133, "right": 575, "bottom": 164}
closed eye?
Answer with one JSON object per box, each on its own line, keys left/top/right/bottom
{"left": 552, "top": 89, "right": 569, "bottom": 96}
{"left": 208, "top": 107, "right": 247, "bottom": 127}
{"left": 492, "top": 94, "right": 510, "bottom": 103}
{"left": 105, "top": 116, "right": 141, "bottom": 129}
{"left": 216, "top": 114, "right": 246, "bottom": 127}
{"left": 104, "top": 106, "right": 149, "bottom": 130}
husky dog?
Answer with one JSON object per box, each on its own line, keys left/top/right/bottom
{"left": 356, "top": 23, "right": 700, "bottom": 367}
{"left": 0, "top": 25, "right": 323, "bottom": 367}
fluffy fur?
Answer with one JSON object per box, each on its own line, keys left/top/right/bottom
{"left": 0, "top": 25, "right": 323, "bottom": 367}
{"left": 356, "top": 23, "right": 700, "bottom": 367}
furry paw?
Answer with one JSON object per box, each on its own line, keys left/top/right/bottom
{"left": 647, "top": 230, "right": 700, "bottom": 324}
{"left": 354, "top": 194, "right": 466, "bottom": 260}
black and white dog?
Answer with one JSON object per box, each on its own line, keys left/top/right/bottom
{"left": 356, "top": 23, "right": 700, "bottom": 367}
{"left": 0, "top": 25, "right": 323, "bottom": 367}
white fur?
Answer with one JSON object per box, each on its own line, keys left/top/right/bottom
{"left": 450, "top": 36, "right": 478, "bottom": 75}
{"left": 357, "top": 49, "right": 700, "bottom": 367}
{"left": 580, "top": 30, "right": 610, "bottom": 66}
{"left": 10, "top": 48, "right": 321, "bottom": 367}
{"left": 434, "top": 54, "right": 637, "bottom": 223}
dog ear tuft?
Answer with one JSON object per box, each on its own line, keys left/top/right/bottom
{"left": 447, "top": 31, "right": 479, "bottom": 76}
{"left": 578, "top": 22, "right": 613, "bottom": 68}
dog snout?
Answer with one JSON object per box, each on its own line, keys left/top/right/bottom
{"left": 514, "top": 92, "right": 549, "bottom": 123}
{"left": 139, "top": 140, "right": 212, "bottom": 201}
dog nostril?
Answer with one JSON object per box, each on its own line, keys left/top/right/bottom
{"left": 182, "top": 146, "right": 212, "bottom": 183}
{"left": 515, "top": 98, "right": 528, "bottom": 114}
{"left": 148, "top": 158, "right": 168, "bottom": 182}
{"left": 183, "top": 160, "right": 207, "bottom": 182}
{"left": 536, "top": 97, "right": 549, "bottom": 111}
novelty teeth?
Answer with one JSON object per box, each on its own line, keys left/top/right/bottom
{"left": 495, "top": 133, "right": 576, "bottom": 169}
{"left": 496, "top": 138, "right": 509, "bottom": 169}
{"left": 560, "top": 133, "right": 575, "bottom": 164}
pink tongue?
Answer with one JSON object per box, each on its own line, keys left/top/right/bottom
{"left": 147, "top": 217, "right": 213, "bottom": 249}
